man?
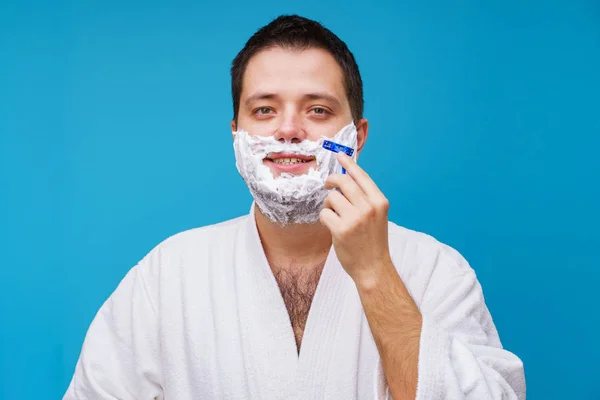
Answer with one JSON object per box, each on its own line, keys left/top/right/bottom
{"left": 64, "top": 15, "right": 526, "bottom": 400}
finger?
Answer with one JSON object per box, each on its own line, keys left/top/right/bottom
{"left": 325, "top": 173, "right": 370, "bottom": 209}
{"left": 323, "top": 188, "right": 354, "bottom": 217}
{"left": 319, "top": 208, "right": 340, "bottom": 231}
{"left": 336, "top": 153, "right": 384, "bottom": 200}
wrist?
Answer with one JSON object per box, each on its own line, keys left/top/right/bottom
{"left": 353, "top": 257, "right": 395, "bottom": 294}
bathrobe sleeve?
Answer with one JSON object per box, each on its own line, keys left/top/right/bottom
{"left": 412, "top": 247, "right": 526, "bottom": 400}
{"left": 63, "top": 261, "right": 163, "bottom": 400}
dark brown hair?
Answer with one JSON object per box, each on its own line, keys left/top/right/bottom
{"left": 231, "top": 15, "right": 364, "bottom": 124}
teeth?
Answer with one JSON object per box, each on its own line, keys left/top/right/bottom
{"left": 272, "top": 157, "right": 309, "bottom": 165}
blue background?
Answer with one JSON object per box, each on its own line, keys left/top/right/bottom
{"left": 1, "top": 0, "right": 599, "bottom": 399}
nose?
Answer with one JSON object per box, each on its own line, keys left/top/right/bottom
{"left": 273, "top": 112, "right": 307, "bottom": 143}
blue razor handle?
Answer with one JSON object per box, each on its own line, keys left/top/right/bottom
{"left": 322, "top": 140, "right": 355, "bottom": 174}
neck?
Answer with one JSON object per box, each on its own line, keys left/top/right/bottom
{"left": 254, "top": 204, "right": 332, "bottom": 270}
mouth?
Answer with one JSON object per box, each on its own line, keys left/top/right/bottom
{"left": 264, "top": 153, "right": 316, "bottom": 175}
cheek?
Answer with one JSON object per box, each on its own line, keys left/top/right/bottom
{"left": 307, "top": 120, "right": 350, "bottom": 140}
{"left": 245, "top": 121, "right": 280, "bottom": 137}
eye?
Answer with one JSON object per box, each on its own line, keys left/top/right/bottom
{"left": 254, "top": 107, "right": 273, "bottom": 115}
{"left": 310, "top": 107, "right": 330, "bottom": 116}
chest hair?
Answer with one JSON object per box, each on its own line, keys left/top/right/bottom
{"left": 272, "top": 262, "right": 325, "bottom": 354}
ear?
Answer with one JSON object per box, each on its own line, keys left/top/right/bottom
{"left": 354, "top": 118, "right": 369, "bottom": 160}
{"left": 231, "top": 120, "right": 237, "bottom": 140}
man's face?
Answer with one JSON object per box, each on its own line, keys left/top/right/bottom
{"left": 233, "top": 47, "right": 367, "bottom": 178}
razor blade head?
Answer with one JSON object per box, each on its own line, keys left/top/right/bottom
{"left": 322, "top": 140, "right": 355, "bottom": 157}
{"left": 322, "top": 139, "right": 355, "bottom": 174}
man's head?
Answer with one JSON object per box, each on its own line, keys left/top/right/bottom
{"left": 230, "top": 15, "right": 367, "bottom": 154}
{"left": 230, "top": 15, "right": 368, "bottom": 225}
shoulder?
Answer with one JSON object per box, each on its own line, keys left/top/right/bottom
{"left": 387, "top": 221, "right": 469, "bottom": 270}
{"left": 157, "top": 215, "right": 247, "bottom": 253}
{"left": 137, "top": 214, "right": 248, "bottom": 275}
{"left": 387, "top": 221, "right": 475, "bottom": 302}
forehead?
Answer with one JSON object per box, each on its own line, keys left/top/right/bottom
{"left": 241, "top": 47, "right": 347, "bottom": 101}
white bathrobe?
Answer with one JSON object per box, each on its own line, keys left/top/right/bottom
{"left": 64, "top": 206, "right": 526, "bottom": 399}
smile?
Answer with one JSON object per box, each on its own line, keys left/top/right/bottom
{"left": 265, "top": 153, "right": 315, "bottom": 164}
{"left": 270, "top": 157, "right": 311, "bottom": 165}
{"left": 264, "top": 153, "right": 316, "bottom": 173}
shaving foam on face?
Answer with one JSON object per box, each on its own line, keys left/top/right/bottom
{"left": 233, "top": 122, "right": 358, "bottom": 225}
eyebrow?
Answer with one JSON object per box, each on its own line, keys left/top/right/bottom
{"left": 304, "top": 92, "right": 342, "bottom": 108}
{"left": 244, "top": 92, "right": 277, "bottom": 107}
{"left": 244, "top": 92, "right": 342, "bottom": 108}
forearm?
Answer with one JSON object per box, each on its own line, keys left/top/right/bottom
{"left": 355, "top": 260, "right": 422, "bottom": 400}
